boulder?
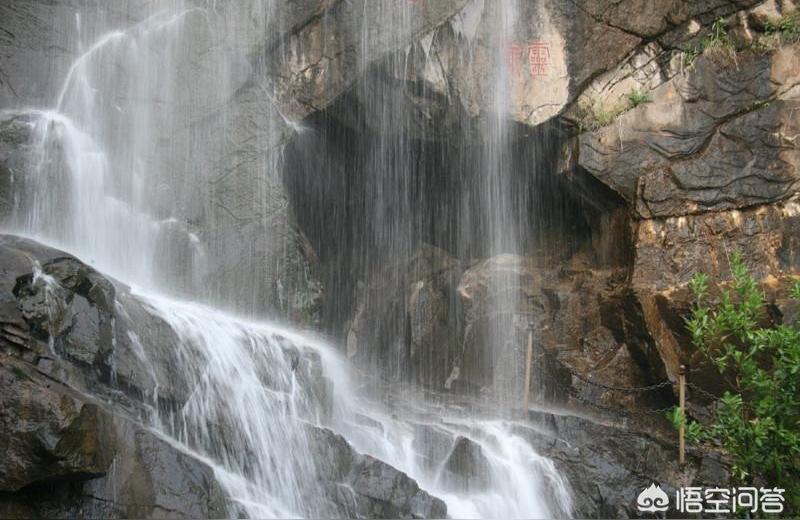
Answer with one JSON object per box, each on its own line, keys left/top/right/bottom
{"left": 0, "top": 354, "right": 226, "bottom": 519}
{"left": 438, "top": 435, "right": 491, "bottom": 492}
{"left": 0, "top": 235, "right": 229, "bottom": 517}
{"left": 345, "top": 244, "right": 463, "bottom": 389}
{"left": 306, "top": 425, "right": 447, "bottom": 519}
{"left": 0, "top": 234, "right": 192, "bottom": 412}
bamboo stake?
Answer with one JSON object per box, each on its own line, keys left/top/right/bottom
{"left": 523, "top": 329, "right": 533, "bottom": 414}
{"left": 679, "top": 364, "right": 686, "bottom": 466}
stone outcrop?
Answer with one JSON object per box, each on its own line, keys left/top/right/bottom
{"left": 573, "top": 37, "right": 800, "bottom": 400}
{"left": 0, "top": 356, "right": 227, "bottom": 519}
{"left": 576, "top": 48, "right": 800, "bottom": 212}
{"left": 306, "top": 425, "right": 447, "bottom": 519}
{"left": 0, "top": 235, "right": 226, "bottom": 517}
{"left": 0, "top": 234, "right": 195, "bottom": 411}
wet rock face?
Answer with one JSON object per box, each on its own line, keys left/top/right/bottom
{"left": 439, "top": 436, "right": 491, "bottom": 492}
{"left": 0, "top": 360, "right": 112, "bottom": 492}
{"left": 514, "top": 410, "right": 732, "bottom": 519}
{"left": 0, "top": 114, "right": 38, "bottom": 222}
{"left": 0, "top": 356, "right": 227, "bottom": 519}
{"left": 345, "top": 246, "right": 670, "bottom": 411}
{"left": 306, "top": 425, "right": 448, "bottom": 519}
{"left": 0, "top": 235, "right": 446, "bottom": 519}
{"left": 0, "top": 235, "right": 227, "bottom": 518}
{"left": 343, "top": 244, "right": 464, "bottom": 388}
{"left": 454, "top": 255, "right": 673, "bottom": 412}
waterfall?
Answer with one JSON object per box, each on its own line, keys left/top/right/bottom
{"left": 131, "top": 292, "right": 572, "bottom": 518}
{"left": 1, "top": 1, "right": 572, "bottom": 518}
{"left": 4, "top": 5, "right": 204, "bottom": 292}
{"left": 476, "top": 0, "right": 530, "bottom": 407}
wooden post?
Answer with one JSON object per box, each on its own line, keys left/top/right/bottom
{"left": 523, "top": 329, "right": 533, "bottom": 414}
{"left": 679, "top": 364, "right": 686, "bottom": 466}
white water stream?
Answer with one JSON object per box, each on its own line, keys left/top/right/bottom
{"left": 2, "top": 1, "right": 572, "bottom": 518}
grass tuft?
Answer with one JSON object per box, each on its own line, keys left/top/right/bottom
{"left": 627, "top": 89, "right": 651, "bottom": 107}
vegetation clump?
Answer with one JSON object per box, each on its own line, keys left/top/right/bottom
{"left": 678, "top": 17, "right": 740, "bottom": 68}
{"left": 626, "top": 89, "right": 651, "bottom": 107}
{"left": 701, "top": 18, "right": 739, "bottom": 66}
{"left": 576, "top": 88, "right": 652, "bottom": 131}
{"left": 760, "top": 9, "right": 800, "bottom": 49}
{"left": 671, "top": 252, "right": 800, "bottom": 514}
{"left": 681, "top": 11, "right": 800, "bottom": 64}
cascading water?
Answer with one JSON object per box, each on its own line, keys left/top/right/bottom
{"left": 321, "top": 348, "right": 573, "bottom": 518}
{"left": 4, "top": 5, "right": 203, "bottom": 291}
{"left": 473, "top": 0, "right": 531, "bottom": 407}
{"left": 1, "top": 1, "right": 572, "bottom": 518}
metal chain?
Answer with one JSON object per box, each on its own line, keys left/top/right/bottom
{"left": 687, "top": 381, "right": 720, "bottom": 401}
{"left": 567, "top": 368, "right": 673, "bottom": 392}
{"left": 543, "top": 376, "right": 675, "bottom": 417}
{"left": 557, "top": 377, "right": 722, "bottom": 417}
{"left": 641, "top": 404, "right": 682, "bottom": 415}
{"left": 566, "top": 387, "right": 631, "bottom": 416}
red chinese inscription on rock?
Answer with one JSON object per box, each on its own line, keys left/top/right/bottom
{"left": 506, "top": 41, "right": 550, "bottom": 77}
{"left": 527, "top": 42, "right": 550, "bottom": 76}
{"left": 506, "top": 42, "right": 524, "bottom": 76}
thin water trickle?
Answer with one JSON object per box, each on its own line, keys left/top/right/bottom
{"left": 2, "top": 1, "right": 572, "bottom": 518}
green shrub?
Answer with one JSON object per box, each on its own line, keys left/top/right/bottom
{"left": 627, "top": 89, "right": 651, "bottom": 107}
{"left": 672, "top": 252, "right": 800, "bottom": 515}
{"left": 764, "top": 9, "right": 800, "bottom": 42}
